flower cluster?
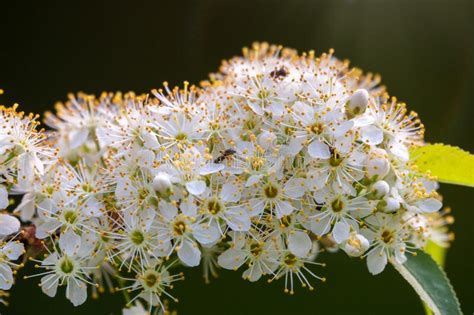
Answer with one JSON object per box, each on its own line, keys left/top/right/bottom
{"left": 0, "top": 43, "right": 452, "bottom": 313}
{"left": 0, "top": 104, "right": 46, "bottom": 302}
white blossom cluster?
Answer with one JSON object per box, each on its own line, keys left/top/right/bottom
{"left": 1, "top": 105, "right": 51, "bottom": 303}
{"left": 0, "top": 43, "right": 453, "bottom": 313}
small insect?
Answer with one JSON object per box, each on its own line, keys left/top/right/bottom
{"left": 270, "top": 66, "right": 288, "bottom": 79}
{"left": 214, "top": 148, "right": 237, "bottom": 164}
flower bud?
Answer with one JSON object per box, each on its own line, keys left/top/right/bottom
{"left": 343, "top": 233, "right": 370, "bottom": 257}
{"left": 377, "top": 196, "right": 400, "bottom": 212}
{"left": 345, "top": 89, "right": 369, "bottom": 118}
{"left": 152, "top": 172, "right": 173, "bottom": 196}
{"left": 370, "top": 180, "right": 390, "bottom": 199}
{"left": 365, "top": 149, "right": 390, "bottom": 179}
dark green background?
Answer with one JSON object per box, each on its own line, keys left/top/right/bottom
{"left": 1, "top": 1, "right": 473, "bottom": 314}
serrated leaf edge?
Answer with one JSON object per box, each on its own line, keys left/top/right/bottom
{"left": 410, "top": 143, "right": 474, "bottom": 187}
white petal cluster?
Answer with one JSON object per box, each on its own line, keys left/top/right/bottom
{"left": 0, "top": 43, "right": 452, "bottom": 311}
{"left": 0, "top": 214, "right": 24, "bottom": 291}
{"left": 0, "top": 106, "right": 57, "bottom": 217}
{"left": 0, "top": 104, "right": 50, "bottom": 299}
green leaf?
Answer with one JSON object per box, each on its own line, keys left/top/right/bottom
{"left": 410, "top": 143, "right": 474, "bottom": 187}
{"left": 425, "top": 241, "right": 447, "bottom": 267}
{"left": 423, "top": 241, "right": 448, "bottom": 315}
{"left": 391, "top": 250, "right": 461, "bottom": 315}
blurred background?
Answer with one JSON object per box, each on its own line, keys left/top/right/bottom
{"left": 1, "top": 0, "right": 473, "bottom": 314}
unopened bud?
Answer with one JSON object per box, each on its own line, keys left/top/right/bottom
{"left": 343, "top": 233, "right": 370, "bottom": 257}
{"left": 346, "top": 89, "right": 369, "bottom": 118}
{"left": 378, "top": 197, "right": 400, "bottom": 212}
{"left": 153, "top": 172, "right": 173, "bottom": 196}
{"left": 370, "top": 180, "right": 390, "bottom": 199}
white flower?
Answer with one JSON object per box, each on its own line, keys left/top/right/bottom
{"left": 151, "top": 81, "right": 201, "bottom": 115}
{"left": 115, "top": 172, "right": 158, "bottom": 214}
{"left": 392, "top": 175, "right": 442, "bottom": 214}
{"left": 359, "top": 97, "right": 424, "bottom": 161}
{"left": 44, "top": 92, "right": 116, "bottom": 151}
{"left": 287, "top": 230, "right": 313, "bottom": 258}
{"left": 265, "top": 213, "right": 313, "bottom": 258}
{"left": 158, "top": 147, "right": 223, "bottom": 196}
{"left": 362, "top": 212, "right": 409, "bottom": 275}
{"left": 0, "top": 106, "right": 56, "bottom": 188}
{"left": 35, "top": 192, "right": 101, "bottom": 238}
{"left": 154, "top": 200, "right": 219, "bottom": 267}
{"left": 369, "top": 180, "right": 390, "bottom": 199}
{"left": 198, "top": 182, "right": 251, "bottom": 233}
{"left": 152, "top": 111, "right": 205, "bottom": 149}
{"left": 309, "top": 189, "right": 371, "bottom": 244}
{"left": 364, "top": 148, "right": 391, "bottom": 180}
{"left": 227, "top": 66, "right": 294, "bottom": 116}
{"left": 96, "top": 99, "right": 159, "bottom": 151}
{"left": 247, "top": 174, "right": 306, "bottom": 219}
{"left": 60, "top": 161, "right": 111, "bottom": 207}
{"left": 121, "top": 261, "right": 183, "bottom": 313}
{"left": 269, "top": 250, "right": 325, "bottom": 294}
{"left": 288, "top": 101, "right": 353, "bottom": 158}
{"left": 107, "top": 208, "right": 159, "bottom": 271}
{"left": 306, "top": 135, "right": 365, "bottom": 194}
{"left": 218, "top": 232, "right": 279, "bottom": 282}
{"left": 33, "top": 231, "right": 96, "bottom": 306}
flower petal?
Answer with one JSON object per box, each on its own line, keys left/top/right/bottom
{"left": 180, "top": 199, "right": 197, "bottom": 217}
{"left": 199, "top": 163, "right": 225, "bottom": 175}
{"left": 308, "top": 140, "right": 330, "bottom": 159}
{"left": 245, "top": 175, "right": 263, "bottom": 187}
{"left": 66, "top": 277, "right": 87, "bottom": 306}
{"left": 288, "top": 231, "right": 312, "bottom": 258}
{"left": 193, "top": 224, "right": 219, "bottom": 245}
{"left": 416, "top": 198, "right": 442, "bottom": 213}
{"left": 242, "top": 263, "right": 263, "bottom": 282}
{"left": 40, "top": 274, "right": 58, "bottom": 297}
{"left": 158, "top": 200, "right": 177, "bottom": 222}
{"left": 332, "top": 221, "right": 351, "bottom": 244}
{"left": 221, "top": 182, "right": 241, "bottom": 202}
{"left": 0, "top": 263, "right": 13, "bottom": 290}
{"left": 218, "top": 248, "right": 246, "bottom": 270}
{"left": 68, "top": 128, "right": 89, "bottom": 149}
{"left": 388, "top": 139, "right": 409, "bottom": 161}
{"left": 361, "top": 125, "right": 383, "bottom": 145}
{"left": 178, "top": 240, "right": 201, "bottom": 267}
{"left": 367, "top": 247, "right": 388, "bottom": 275}
{"left": 0, "top": 214, "right": 20, "bottom": 236}
{"left": 59, "top": 230, "right": 81, "bottom": 256}
{"left": 310, "top": 214, "right": 331, "bottom": 236}
{"left": 0, "top": 185, "right": 9, "bottom": 210}
{"left": 284, "top": 177, "right": 306, "bottom": 198}
{"left": 3, "top": 242, "right": 25, "bottom": 260}
{"left": 185, "top": 180, "right": 207, "bottom": 196}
